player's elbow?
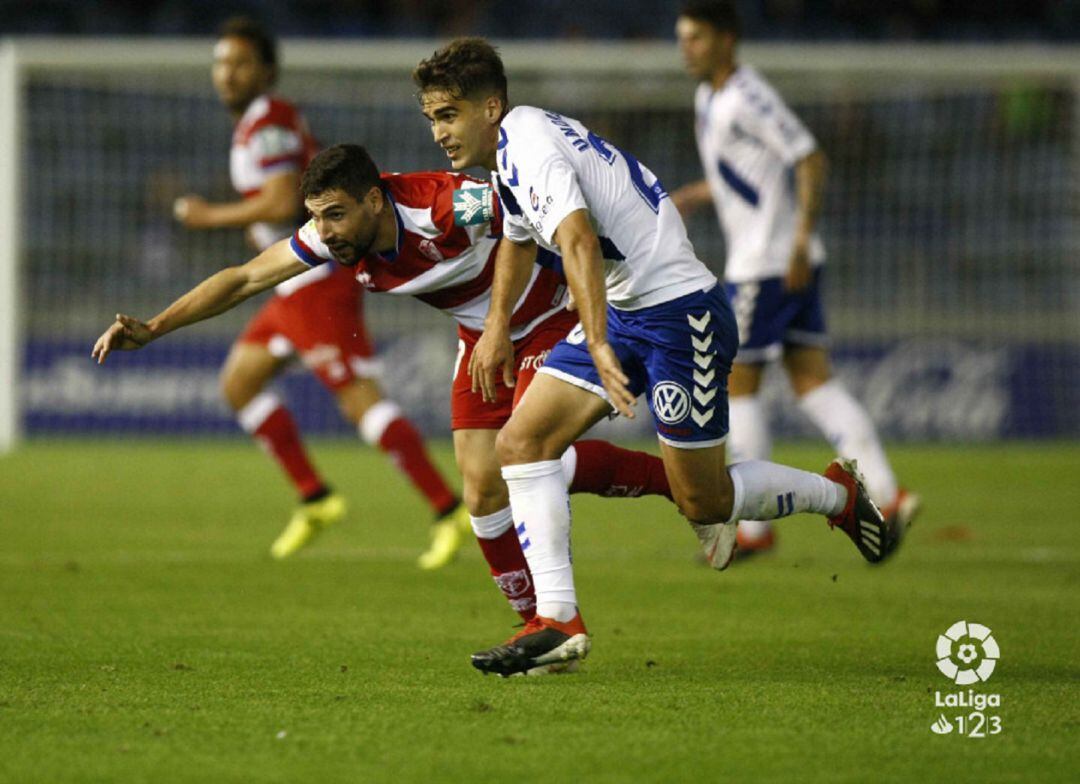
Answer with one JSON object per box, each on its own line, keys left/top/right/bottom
{"left": 559, "top": 229, "right": 601, "bottom": 267}
{"left": 805, "top": 149, "right": 828, "bottom": 180}
{"left": 262, "top": 201, "right": 301, "bottom": 224}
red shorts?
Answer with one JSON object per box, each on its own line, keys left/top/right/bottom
{"left": 451, "top": 309, "right": 579, "bottom": 430}
{"left": 237, "top": 263, "right": 377, "bottom": 392}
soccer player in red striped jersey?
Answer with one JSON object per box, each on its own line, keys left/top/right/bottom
{"left": 169, "top": 17, "right": 466, "bottom": 565}
{"left": 93, "top": 144, "right": 677, "bottom": 632}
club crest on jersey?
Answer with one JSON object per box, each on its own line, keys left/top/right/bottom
{"left": 452, "top": 186, "right": 494, "bottom": 226}
{"left": 418, "top": 239, "right": 444, "bottom": 262}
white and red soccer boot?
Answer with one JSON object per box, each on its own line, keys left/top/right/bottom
{"left": 882, "top": 487, "right": 922, "bottom": 535}
{"left": 691, "top": 520, "right": 740, "bottom": 570}
{"left": 824, "top": 459, "right": 900, "bottom": 564}
{"left": 471, "top": 613, "right": 590, "bottom": 677}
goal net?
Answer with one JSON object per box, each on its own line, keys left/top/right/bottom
{"left": 2, "top": 40, "right": 1077, "bottom": 448}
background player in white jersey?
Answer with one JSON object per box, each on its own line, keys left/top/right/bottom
{"left": 170, "top": 17, "right": 466, "bottom": 566}
{"left": 92, "top": 144, "right": 681, "bottom": 646}
{"left": 413, "top": 38, "right": 902, "bottom": 677}
{"left": 672, "top": 1, "right": 920, "bottom": 557}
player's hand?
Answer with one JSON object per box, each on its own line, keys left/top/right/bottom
{"left": 785, "top": 240, "right": 812, "bottom": 292}
{"left": 590, "top": 342, "right": 636, "bottom": 419}
{"left": 468, "top": 327, "right": 516, "bottom": 403}
{"left": 173, "top": 195, "right": 212, "bottom": 228}
{"left": 91, "top": 314, "right": 154, "bottom": 364}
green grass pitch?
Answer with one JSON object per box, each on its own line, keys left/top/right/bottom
{"left": 1, "top": 440, "right": 1078, "bottom": 782}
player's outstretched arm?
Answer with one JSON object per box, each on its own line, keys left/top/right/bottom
{"left": 553, "top": 209, "right": 635, "bottom": 419}
{"left": 174, "top": 171, "right": 301, "bottom": 230}
{"left": 91, "top": 239, "right": 308, "bottom": 364}
{"left": 670, "top": 179, "right": 712, "bottom": 218}
{"left": 469, "top": 238, "right": 537, "bottom": 402}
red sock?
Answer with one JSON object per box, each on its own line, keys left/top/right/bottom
{"left": 251, "top": 405, "right": 325, "bottom": 500}
{"left": 377, "top": 416, "right": 458, "bottom": 517}
{"left": 569, "top": 439, "right": 673, "bottom": 500}
{"left": 476, "top": 528, "right": 537, "bottom": 622}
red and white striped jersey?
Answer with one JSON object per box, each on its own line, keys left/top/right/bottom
{"left": 230, "top": 93, "right": 319, "bottom": 252}
{"left": 289, "top": 172, "right": 570, "bottom": 339}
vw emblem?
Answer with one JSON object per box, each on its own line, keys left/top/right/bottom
{"left": 652, "top": 381, "right": 691, "bottom": 425}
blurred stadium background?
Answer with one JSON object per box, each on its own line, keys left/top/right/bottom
{"left": 1, "top": 3, "right": 1078, "bottom": 450}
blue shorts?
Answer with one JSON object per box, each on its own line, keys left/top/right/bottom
{"left": 724, "top": 267, "right": 828, "bottom": 363}
{"left": 539, "top": 285, "right": 739, "bottom": 448}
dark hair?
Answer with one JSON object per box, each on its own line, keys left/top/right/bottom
{"left": 218, "top": 16, "right": 279, "bottom": 71}
{"left": 678, "top": 0, "right": 741, "bottom": 38}
{"left": 301, "top": 144, "right": 382, "bottom": 201}
{"left": 412, "top": 37, "right": 508, "bottom": 108}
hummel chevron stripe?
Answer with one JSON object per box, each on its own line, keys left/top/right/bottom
{"left": 687, "top": 312, "right": 711, "bottom": 332}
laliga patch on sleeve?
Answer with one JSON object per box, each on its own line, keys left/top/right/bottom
{"left": 452, "top": 186, "right": 495, "bottom": 226}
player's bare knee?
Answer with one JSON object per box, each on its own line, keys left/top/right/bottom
{"left": 675, "top": 487, "right": 734, "bottom": 525}
{"left": 461, "top": 472, "right": 509, "bottom": 517}
{"left": 335, "top": 379, "right": 382, "bottom": 425}
{"left": 219, "top": 365, "right": 252, "bottom": 411}
{"left": 494, "top": 426, "right": 547, "bottom": 467}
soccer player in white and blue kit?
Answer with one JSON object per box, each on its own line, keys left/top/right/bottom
{"left": 673, "top": 1, "right": 919, "bottom": 557}
{"left": 414, "top": 38, "right": 900, "bottom": 676}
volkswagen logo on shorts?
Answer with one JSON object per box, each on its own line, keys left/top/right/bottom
{"left": 652, "top": 381, "right": 691, "bottom": 425}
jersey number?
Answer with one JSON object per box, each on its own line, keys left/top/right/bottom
{"left": 586, "top": 131, "right": 668, "bottom": 214}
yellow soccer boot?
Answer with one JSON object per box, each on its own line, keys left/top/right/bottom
{"left": 417, "top": 502, "right": 471, "bottom": 570}
{"left": 270, "top": 493, "right": 347, "bottom": 560}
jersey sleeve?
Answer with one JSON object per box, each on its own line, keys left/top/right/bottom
{"left": 289, "top": 219, "right": 332, "bottom": 267}
{"left": 498, "top": 110, "right": 588, "bottom": 246}
{"left": 249, "top": 123, "right": 306, "bottom": 174}
{"left": 526, "top": 155, "right": 588, "bottom": 245}
{"left": 502, "top": 209, "right": 533, "bottom": 244}
{"left": 446, "top": 176, "right": 499, "bottom": 246}
{"left": 733, "top": 87, "right": 817, "bottom": 166}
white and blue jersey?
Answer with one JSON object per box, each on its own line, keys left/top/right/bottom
{"left": 694, "top": 65, "right": 824, "bottom": 283}
{"left": 695, "top": 66, "right": 829, "bottom": 360}
{"left": 495, "top": 106, "right": 716, "bottom": 311}
{"left": 494, "top": 106, "right": 735, "bottom": 447}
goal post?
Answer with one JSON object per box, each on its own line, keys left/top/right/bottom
{"left": 2, "top": 39, "right": 1078, "bottom": 451}
{"left": 0, "top": 43, "right": 23, "bottom": 454}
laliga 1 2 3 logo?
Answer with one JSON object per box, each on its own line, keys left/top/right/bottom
{"left": 930, "top": 621, "right": 1003, "bottom": 738}
{"left": 936, "top": 620, "right": 999, "bottom": 685}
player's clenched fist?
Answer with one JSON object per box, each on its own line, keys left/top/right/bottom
{"left": 173, "top": 195, "right": 212, "bottom": 228}
{"left": 91, "top": 314, "right": 154, "bottom": 364}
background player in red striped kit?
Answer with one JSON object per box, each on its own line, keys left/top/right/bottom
{"left": 171, "top": 17, "right": 467, "bottom": 565}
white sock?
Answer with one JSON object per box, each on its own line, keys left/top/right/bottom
{"left": 236, "top": 391, "right": 281, "bottom": 433}
{"left": 559, "top": 445, "right": 578, "bottom": 489}
{"left": 470, "top": 506, "right": 513, "bottom": 540}
{"left": 358, "top": 399, "right": 403, "bottom": 445}
{"left": 798, "top": 380, "right": 897, "bottom": 507}
{"left": 728, "top": 460, "right": 846, "bottom": 522}
{"left": 501, "top": 460, "right": 577, "bottom": 622}
{"left": 728, "top": 395, "right": 773, "bottom": 539}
